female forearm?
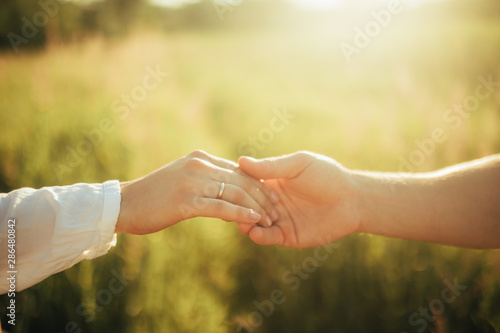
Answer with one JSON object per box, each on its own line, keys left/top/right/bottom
{"left": 354, "top": 155, "right": 500, "bottom": 248}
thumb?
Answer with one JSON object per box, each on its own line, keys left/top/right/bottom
{"left": 238, "top": 152, "right": 313, "bottom": 180}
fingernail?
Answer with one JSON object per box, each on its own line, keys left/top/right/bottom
{"left": 271, "top": 191, "right": 280, "bottom": 203}
{"left": 271, "top": 208, "right": 279, "bottom": 221}
{"left": 250, "top": 210, "right": 261, "bottom": 222}
{"left": 265, "top": 215, "right": 273, "bottom": 227}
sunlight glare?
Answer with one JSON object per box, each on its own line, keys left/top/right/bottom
{"left": 287, "top": 0, "right": 344, "bottom": 10}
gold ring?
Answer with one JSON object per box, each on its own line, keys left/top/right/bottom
{"left": 216, "top": 182, "right": 225, "bottom": 200}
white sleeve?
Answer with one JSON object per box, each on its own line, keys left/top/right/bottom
{"left": 0, "top": 180, "right": 121, "bottom": 294}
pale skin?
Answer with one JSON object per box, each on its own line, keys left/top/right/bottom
{"left": 115, "top": 150, "right": 280, "bottom": 235}
{"left": 236, "top": 152, "right": 500, "bottom": 249}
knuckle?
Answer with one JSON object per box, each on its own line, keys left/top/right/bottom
{"left": 189, "top": 149, "right": 208, "bottom": 158}
{"left": 296, "top": 151, "right": 314, "bottom": 163}
{"left": 185, "top": 157, "right": 208, "bottom": 170}
{"left": 297, "top": 150, "right": 312, "bottom": 159}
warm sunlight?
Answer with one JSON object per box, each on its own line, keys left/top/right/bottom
{"left": 150, "top": 0, "right": 431, "bottom": 10}
{"left": 287, "top": 0, "right": 344, "bottom": 9}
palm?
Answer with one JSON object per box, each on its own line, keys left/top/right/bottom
{"left": 249, "top": 158, "right": 359, "bottom": 248}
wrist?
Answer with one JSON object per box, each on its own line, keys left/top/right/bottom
{"left": 116, "top": 181, "right": 133, "bottom": 234}
{"left": 351, "top": 170, "right": 415, "bottom": 236}
{"left": 349, "top": 170, "right": 386, "bottom": 235}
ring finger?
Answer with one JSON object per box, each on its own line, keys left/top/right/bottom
{"left": 214, "top": 182, "right": 273, "bottom": 227}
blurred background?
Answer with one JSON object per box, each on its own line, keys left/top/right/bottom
{"left": 1, "top": 0, "right": 500, "bottom": 332}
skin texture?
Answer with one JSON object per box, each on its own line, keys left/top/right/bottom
{"left": 115, "top": 150, "right": 279, "bottom": 235}
{"left": 237, "top": 152, "right": 500, "bottom": 249}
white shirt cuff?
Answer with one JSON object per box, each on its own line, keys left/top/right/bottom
{"left": 83, "top": 180, "right": 121, "bottom": 260}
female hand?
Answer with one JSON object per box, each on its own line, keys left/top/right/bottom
{"left": 115, "top": 150, "right": 280, "bottom": 235}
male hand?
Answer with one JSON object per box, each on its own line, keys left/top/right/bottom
{"left": 237, "top": 152, "right": 362, "bottom": 248}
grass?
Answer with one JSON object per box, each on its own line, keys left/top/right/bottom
{"left": 0, "top": 9, "right": 499, "bottom": 332}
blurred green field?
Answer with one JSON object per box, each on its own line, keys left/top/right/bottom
{"left": 1, "top": 4, "right": 500, "bottom": 332}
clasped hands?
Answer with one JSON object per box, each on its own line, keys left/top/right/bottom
{"left": 116, "top": 150, "right": 360, "bottom": 249}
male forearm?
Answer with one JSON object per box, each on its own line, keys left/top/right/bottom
{"left": 353, "top": 155, "right": 500, "bottom": 248}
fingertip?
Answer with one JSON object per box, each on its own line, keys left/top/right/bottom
{"left": 239, "top": 156, "right": 257, "bottom": 163}
{"left": 249, "top": 209, "right": 262, "bottom": 223}
{"left": 238, "top": 156, "right": 256, "bottom": 170}
{"left": 250, "top": 226, "right": 277, "bottom": 246}
{"left": 265, "top": 215, "right": 273, "bottom": 227}
{"left": 238, "top": 156, "right": 248, "bottom": 164}
{"left": 249, "top": 226, "right": 263, "bottom": 243}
